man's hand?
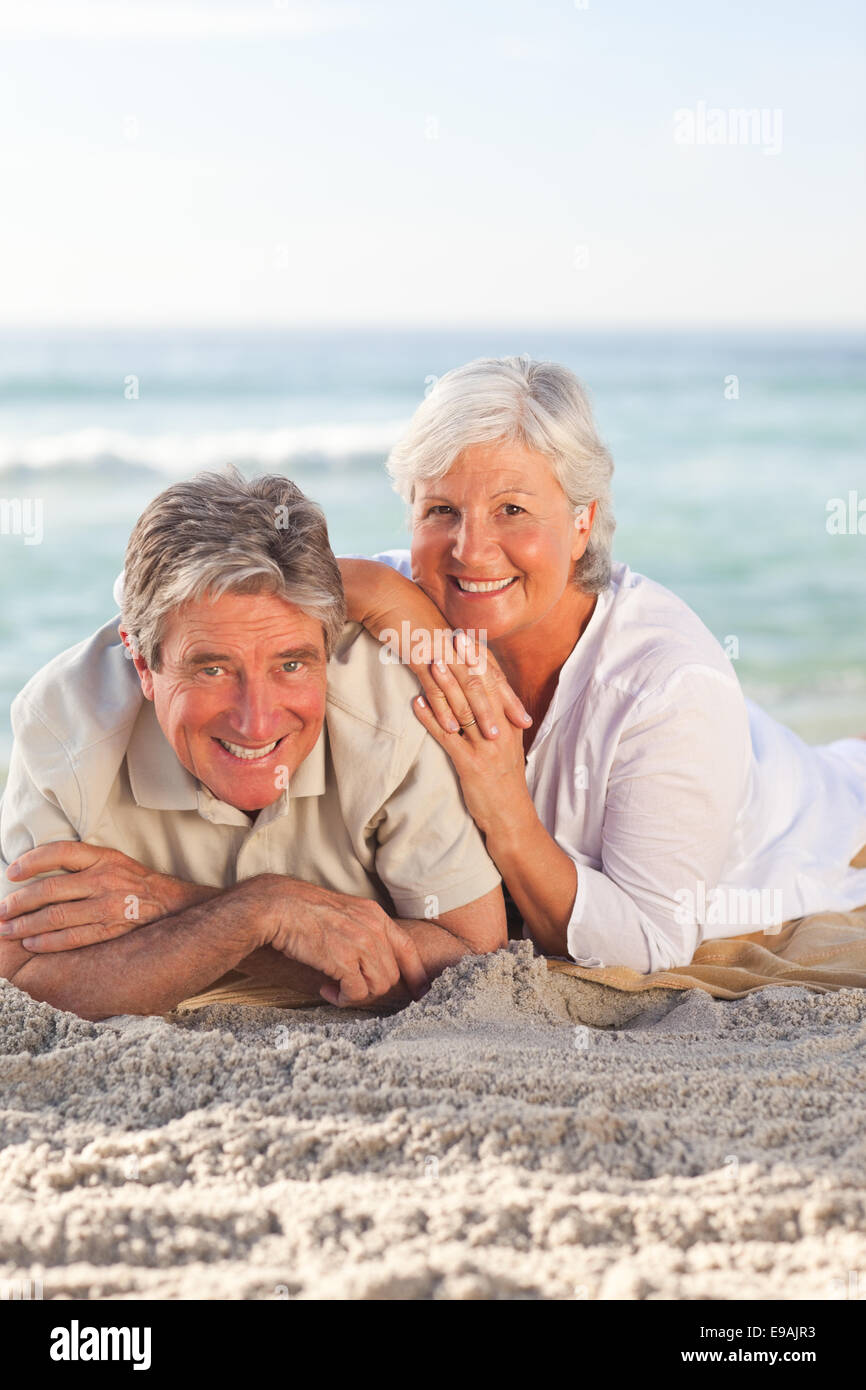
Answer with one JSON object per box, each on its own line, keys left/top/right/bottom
{"left": 245, "top": 873, "right": 430, "bottom": 1007}
{"left": 0, "top": 841, "right": 218, "bottom": 952}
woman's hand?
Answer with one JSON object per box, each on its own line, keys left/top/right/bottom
{"left": 0, "top": 841, "right": 219, "bottom": 952}
{"left": 412, "top": 632, "right": 534, "bottom": 837}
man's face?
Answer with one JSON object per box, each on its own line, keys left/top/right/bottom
{"left": 127, "top": 590, "right": 328, "bottom": 813}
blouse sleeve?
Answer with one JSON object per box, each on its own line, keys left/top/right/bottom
{"left": 565, "top": 666, "right": 750, "bottom": 973}
{"left": 339, "top": 549, "right": 413, "bottom": 578}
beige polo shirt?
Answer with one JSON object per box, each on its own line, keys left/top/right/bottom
{"left": 0, "top": 616, "right": 501, "bottom": 919}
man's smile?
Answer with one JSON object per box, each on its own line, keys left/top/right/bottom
{"left": 212, "top": 734, "right": 287, "bottom": 763}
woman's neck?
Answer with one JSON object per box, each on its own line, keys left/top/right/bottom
{"left": 491, "top": 585, "right": 598, "bottom": 730}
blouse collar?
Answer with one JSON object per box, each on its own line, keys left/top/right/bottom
{"left": 524, "top": 561, "right": 626, "bottom": 758}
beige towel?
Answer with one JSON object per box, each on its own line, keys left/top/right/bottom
{"left": 177, "top": 843, "right": 866, "bottom": 1011}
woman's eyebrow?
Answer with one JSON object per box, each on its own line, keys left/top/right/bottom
{"left": 422, "top": 488, "right": 537, "bottom": 502}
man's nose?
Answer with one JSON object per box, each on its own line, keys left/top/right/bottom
{"left": 451, "top": 515, "right": 500, "bottom": 568}
{"left": 230, "top": 681, "right": 284, "bottom": 741}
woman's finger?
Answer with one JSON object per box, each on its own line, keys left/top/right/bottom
{"left": 430, "top": 655, "right": 499, "bottom": 740}
{"left": 413, "top": 695, "right": 471, "bottom": 762}
{"left": 489, "top": 664, "right": 533, "bottom": 731}
{"left": 457, "top": 632, "right": 533, "bottom": 732}
{"left": 410, "top": 660, "right": 457, "bottom": 725}
{"left": 423, "top": 680, "right": 461, "bottom": 734}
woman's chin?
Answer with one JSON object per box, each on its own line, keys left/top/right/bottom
{"left": 441, "top": 602, "right": 515, "bottom": 643}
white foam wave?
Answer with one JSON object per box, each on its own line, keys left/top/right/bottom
{"left": 0, "top": 422, "right": 409, "bottom": 473}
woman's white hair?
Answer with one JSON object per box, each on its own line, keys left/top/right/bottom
{"left": 386, "top": 355, "right": 616, "bottom": 593}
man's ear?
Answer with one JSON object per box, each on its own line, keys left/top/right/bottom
{"left": 118, "top": 626, "right": 155, "bottom": 701}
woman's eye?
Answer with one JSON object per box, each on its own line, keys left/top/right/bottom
{"left": 502, "top": 503, "right": 526, "bottom": 515}
{"left": 426, "top": 504, "right": 454, "bottom": 516}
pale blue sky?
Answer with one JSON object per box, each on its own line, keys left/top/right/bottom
{"left": 1, "top": 0, "right": 863, "bottom": 325}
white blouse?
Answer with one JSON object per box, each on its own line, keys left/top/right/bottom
{"left": 366, "top": 551, "right": 866, "bottom": 972}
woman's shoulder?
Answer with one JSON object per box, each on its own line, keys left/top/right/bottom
{"left": 590, "top": 561, "right": 742, "bottom": 705}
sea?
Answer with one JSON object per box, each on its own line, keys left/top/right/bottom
{"left": 0, "top": 326, "right": 863, "bottom": 788}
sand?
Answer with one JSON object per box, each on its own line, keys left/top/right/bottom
{"left": 2, "top": 939, "right": 865, "bottom": 1301}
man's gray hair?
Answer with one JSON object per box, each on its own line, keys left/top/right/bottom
{"left": 386, "top": 355, "right": 616, "bottom": 593}
{"left": 122, "top": 465, "right": 346, "bottom": 670}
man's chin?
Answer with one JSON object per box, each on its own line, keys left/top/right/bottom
{"left": 204, "top": 780, "right": 283, "bottom": 814}
{"left": 197, "top": 738, "right": 294, "bottom": 812}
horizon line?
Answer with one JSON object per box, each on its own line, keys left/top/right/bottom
{"left": 1, "top": 320, "right": 864, "bottom": 336}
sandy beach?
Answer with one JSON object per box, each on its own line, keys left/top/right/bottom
{"left": 2, "top": 940, "right": 865, "bottom": 1301}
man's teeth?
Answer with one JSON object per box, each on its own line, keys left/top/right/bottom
{"left": 455, "top": 578, "right": 516, "bottom": 593}
{"left": 217, "top": 738, "right": 279, "bottom": 760}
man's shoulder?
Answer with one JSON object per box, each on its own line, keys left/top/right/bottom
{"left": 324, "top": 623, "right": 434, "bottom": 798}
{"left": 326, "top": 622, "right": 424, "bottom": 742}
{"left": 12, "top": 615, "right": 144, "bottom": 754}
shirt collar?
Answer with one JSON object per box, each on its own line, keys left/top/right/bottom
{"left": 126, "top": 698, "right": 328, "bottom": 818}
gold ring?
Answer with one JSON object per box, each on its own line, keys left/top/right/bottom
{"left": 460, "top": 717, "right": 477, "bottom": 729}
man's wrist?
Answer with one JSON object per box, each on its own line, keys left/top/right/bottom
{"left": 232, "top": 873, "right": 292, "bottom": 953}
{"left": 155, "top": 874, "right": 222, "bottom": 917}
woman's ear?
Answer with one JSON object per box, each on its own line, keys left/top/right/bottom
{"left": 571, "top": 501, "right": 597, "bottom": 560}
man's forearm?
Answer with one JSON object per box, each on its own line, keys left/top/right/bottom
{"left": 144, "top": 874, "right": 477, "bottom": 984}
{"left": 10, "top": 864, "right": 498, "bottom": 1019}
{"left": 12, "top": 882, "right": 262, "bottom": 1021}
{"left": 398, "top": 917, "right": 478, "bottom": 973}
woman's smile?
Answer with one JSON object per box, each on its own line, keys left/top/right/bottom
{"left": 448, "top": 575, "right": 520, "bottom": 596}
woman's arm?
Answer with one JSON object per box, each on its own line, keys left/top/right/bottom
{"left": 338, "top": 558, "right": 438, "bottom": 632}
{"left": 467, "top": 792, "right": 579, "bottom": 956}
{"left": 415, "top": 649, "right": 750, "bottom": 972}
{"left": 413, "top": 651, "right": 578, "bottom": 951}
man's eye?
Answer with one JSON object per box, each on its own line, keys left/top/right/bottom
{"left": 282, "top": 660, "right": 302, "bottom": 673}
{"left": 201, "top": 666, "right": 224, "bottom": 676}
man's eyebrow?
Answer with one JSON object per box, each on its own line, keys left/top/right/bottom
{"left": 183, "top": 646, "right": 323, "bottom": 666}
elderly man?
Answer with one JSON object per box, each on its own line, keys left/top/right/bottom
{"left": 0, "top": 468, "right": 505, "bottom": 1020}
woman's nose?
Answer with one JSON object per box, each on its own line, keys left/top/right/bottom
{"left": 451, "top": 516, "right": 500, "bottom": 567}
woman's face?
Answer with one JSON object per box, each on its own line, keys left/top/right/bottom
{"left": 410, "top": 439, "right": 594, "bottom": 642}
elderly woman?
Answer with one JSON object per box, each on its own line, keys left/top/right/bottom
{"left": 340, "top": 355, "right": 866, "bottom": 972}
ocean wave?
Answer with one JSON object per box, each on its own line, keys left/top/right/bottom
{"left": 0, "top": 422, "right": 409, "bottom": 475}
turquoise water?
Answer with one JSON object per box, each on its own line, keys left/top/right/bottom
{"left": 0, "top": 327, "right": 864, "bottom": 787}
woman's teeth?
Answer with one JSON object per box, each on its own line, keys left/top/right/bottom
{"left": 455, "top": 577, "right": 516, "bottom": 593}
{"left": 216, "top": 738, "right": 280, "bottom": 761}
